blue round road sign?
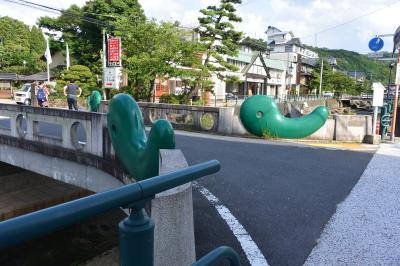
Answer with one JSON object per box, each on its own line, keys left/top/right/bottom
{"left": 369, "top": 37, "right": 384, "bottom": 52}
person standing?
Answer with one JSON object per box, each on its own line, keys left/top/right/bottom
{"left": 36, "top": 81, "right": 49, "bottom": 108}
{"left": 63, "top": 80, "right": 82, "bottom": 110}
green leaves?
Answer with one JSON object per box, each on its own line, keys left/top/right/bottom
{"left": 0, "top": 16, "right": 46, "bottom": 74}
{"left": 196, "top": 0, "right": 243, "bottom": 83}
{"left": 57, "top": 65, "right": 98, "bottom": 96}
{"left": 311, "top": 60, "right": 372, "bottom": 95}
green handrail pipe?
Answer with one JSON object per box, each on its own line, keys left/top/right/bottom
{"left": 192, "top": 246, "right": 241, "bottom": 266}
{"left": 0, "top": 160, "right": 220, "bottom": 259}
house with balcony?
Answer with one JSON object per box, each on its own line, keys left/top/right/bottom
{"left": 266, "top": 26, "right": 319, "bottom": 95}
{"left": 300, "top": 58, "right": 317, "bottom": 94}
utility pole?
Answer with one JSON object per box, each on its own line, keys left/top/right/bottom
{"left": 102, "top": 29, "right": 107, "bottom": 100}
{"left": 319, "top": 59, "right": 323, "bottom": 96}
{"left": 391, "top": 53, "right": 400, "bottom": 141}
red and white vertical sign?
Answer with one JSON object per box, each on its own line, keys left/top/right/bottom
{"left": 107, "top": 37, "right": 121, "bottom": 67}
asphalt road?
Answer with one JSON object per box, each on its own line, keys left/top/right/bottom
{"left": 0, "top": 114, "right": 374, "bottom": 265}
{"left": 175, "top": 133, "right": 374, "bottom": 266}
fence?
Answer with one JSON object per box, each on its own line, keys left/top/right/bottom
{"left": 0, "top": 160, "right": 240, "bottom": 266}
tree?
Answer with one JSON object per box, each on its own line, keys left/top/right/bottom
{"left": 311, "top": 59, "right": 371, "bottom": 95}
{"left": 0, "top": 16, "right": 45, "bottom": 74}
{"left": 196, "top": 0, "right": 243, "bottom": 84}
{"left": 57, "top": 65, "right": 98, "bottom": 96}
{"left": 114, "top": 19, "right": 204, "bottom": 101}
{"left": 241, "top": 37, "right": 269, "bottom": 52}
{"left": 39, "top": 0, "right": 146, "bottom": 74}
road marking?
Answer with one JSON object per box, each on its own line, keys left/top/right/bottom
{"left": 194, "top": 183, "right": 269, "bottom": 266}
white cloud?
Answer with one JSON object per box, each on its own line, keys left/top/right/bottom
{"left": 0, "top": 0, "right": 86, "bottom": 26}
{"left": 1, "top": 0, "right": 399, "bottom": 53}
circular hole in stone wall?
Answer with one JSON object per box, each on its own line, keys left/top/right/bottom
{"left": 200, "top": 113, "right": 215, "bottom": 130}
{"left": 16, "top": 114, "right": 27, "bottom": 138}
{"left": 70, "top": 122, "right": 87, "bottom": 150}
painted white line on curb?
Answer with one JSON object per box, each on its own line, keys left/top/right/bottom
{"left": 194, "top": 182, "right": 269, "bottom": 266}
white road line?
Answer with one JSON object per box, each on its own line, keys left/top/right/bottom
{"left": 194, "top": 182, "right": 269, "bottom": 266}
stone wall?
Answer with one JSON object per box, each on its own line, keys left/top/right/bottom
{"left": 102, "top": 100, "right": 373, "bottom": 142}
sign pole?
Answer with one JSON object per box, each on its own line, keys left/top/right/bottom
{"left": 102, "top": 29, "right": 107, "bottom": 100}
{"left": 391, "top": 54, "right": 400, "bottom": 141}
{"left": 319, "top": 59, "right": 323, "bottom": 96}
{"left": 373, "top": 106, "right": 378, "bottom": 135}
{"left": 372, "top": 82, "right": 385, "bottom": 135}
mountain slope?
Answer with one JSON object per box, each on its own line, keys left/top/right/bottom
{"left": 307, "top": 46, "right": 394, "bottom": 83}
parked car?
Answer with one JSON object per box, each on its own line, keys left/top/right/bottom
{"left": 14, "top": 83, "right": 32, "bottom": 105}
{"left": 225, "top": 93, "right": 238, "bottom": 100}
{"left": 323, "top": 91, "right": 334, "bottom": 97}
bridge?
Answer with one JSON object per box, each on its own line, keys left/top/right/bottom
{"left": 0, "top": 103, "right": 125, "bottom": 192}
{"left": 0, "top": 100, "right": 245, "bottom": 266}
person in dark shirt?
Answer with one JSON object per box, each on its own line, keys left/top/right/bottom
{"left": 63, "top": 80, "right": 82, "bottom": 110}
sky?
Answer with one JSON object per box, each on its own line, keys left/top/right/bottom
{"left": 1, "top": 0, "right": 399, "bottom": 54}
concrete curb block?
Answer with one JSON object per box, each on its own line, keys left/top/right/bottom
{"left": 152, "top": 149, "right": 196, "bottom": 266}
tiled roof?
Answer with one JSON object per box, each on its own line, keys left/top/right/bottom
{"left": 227, "top": 51, "right": 255, "bottom": 64}
{"left": 263, "top": 58, "right": 286, "bottom": 71}
{"left": 0, "top": 73, "right": 18, "bottom": 80}
{"left": 18, "top": 72, "right": 55, "bottom": 81}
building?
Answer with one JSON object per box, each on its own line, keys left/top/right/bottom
{"left": 266, "top": 26, "right": 319, "bottom": 95}
{"left": 347, "top": 71, "right": 366, "bottom": 82}
{"left": 328, "top": 57, "right": 344, "bottom": 72}
{"left": 300, "top": 58, "right": 317, "bottom": 94}
{"left": 213, "top": 48, "right": 287, "bottom": 99}
{"left": 153, "top": 27, "right": 288, "bottom": 102}
{"left": 0, "top": 73, "right": 18, "bottom": 99}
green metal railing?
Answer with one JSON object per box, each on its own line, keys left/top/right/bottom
{"left": 192, "top": 246, "right": 240, "bottom": 266}
{"left": 0, "top": 160, "right": 240, "bottom": 266}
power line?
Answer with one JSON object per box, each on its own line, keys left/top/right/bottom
{"left": 301, "top": 0, "right": 400, "bottom": 39}
{"left": 3, "top": 0, "right": 110, "bottom": 28}
{"left": 3, "top": 0, "right": 60, "bottom": 15}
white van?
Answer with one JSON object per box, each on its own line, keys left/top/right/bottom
{"left": 14, "top": 84, "right": 32, "bottom": 105}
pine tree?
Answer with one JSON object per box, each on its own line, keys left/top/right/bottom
{"left": 196, "top": 0, "right": 243, "bottom": 81}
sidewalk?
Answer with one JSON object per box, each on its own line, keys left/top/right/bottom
{"left": 305, "top": 142, "right": 400, "bottom": 265}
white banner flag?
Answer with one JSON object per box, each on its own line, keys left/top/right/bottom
{"left": 44, "top": 38, "right": 52, "bottom": 65}
{"left": 66, "top": 43, "right": 70, "bottom": 69}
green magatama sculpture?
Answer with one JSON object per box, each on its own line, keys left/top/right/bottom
{"left": 240, "top": 95, "right": 329, "bottom": 139}
{"left": 87, "top": 90, "right": 102, "bottom": 112}
{"left": 107, "top": 94, "right": 175, "bottom": 181}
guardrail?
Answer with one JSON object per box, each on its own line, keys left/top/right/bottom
{"left": 0, "top": 160, "right": 239, "bottom": 265}
{"left": 0, "top": 104, "right": 126, "bottom": 184}
{"left": 0, "top": 103, "right": 105, "bottom": 156}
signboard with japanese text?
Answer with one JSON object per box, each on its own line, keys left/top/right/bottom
{"left": 372, "top": 82, "right": 385, "bottom": 107}
{"left": 367, "top": 52, "right": 384, "bottom": 59}
{"left": 104, "top": 67, "right": 121, "bottom": 89}
{"left": 107, "top": 37, "right": 121, "bottom": 67}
